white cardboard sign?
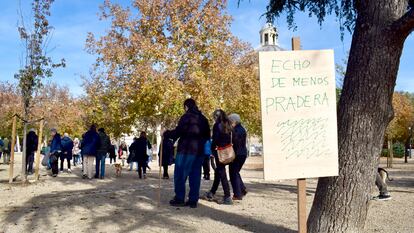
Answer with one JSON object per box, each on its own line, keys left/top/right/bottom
{"left": 259, "top": 50, "right": 339, "bottom": 180}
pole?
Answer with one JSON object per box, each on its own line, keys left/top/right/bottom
{"left": 292, "top": 36, "right": 307, "bottom": 233}
{"left": 8, "top": 115, "right": 17, "bottom": 183}
{"left": 21, "top": 122, "right": 28, "bottom": 183}
{"left": 158, "top": 136, "right": 164, "bottom": 207}
{"left": 34, "top": 119, "right": 44, "bottom": 180}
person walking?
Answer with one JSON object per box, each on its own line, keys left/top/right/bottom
{"left": 72, "top": 138, "right": 81, "bottom": 166}
{"left": 202, "top": 139, "right": 212, "bottom": 180}
{"left": 2, "top": 137, "right": 10, "bottom": 164}
{"left": 50, "top": 128, "right": 62, "bottom": 177}
{"left": 159, "top": 130, "right": 175, "bottom": 179}
{"left": 96, "top": 128, "right": 110, "bottom": 179}
{"left": 0, "top": 137, "right": 4, "bottom": 163}
{"left": 128, "top": 137, "right": 138, "bottom": 171}
{"left": 204, "top": 109, "right": 233, "bottom": 205}
{"left": 131, "top": 132, "right": 152, "bottom": 179}
{"left": 108, "top": 142, "right": 116, "bottom": 164}
{"left": 61, "top": 133, "right": 74, "bottom": 173}
{"left": 118, "top": 142, "right": 128, "bottom": 166}
{"left": 169, "top": 98, "right": 211, "bottom": 208}
{"left": 228, "top": 113, "right": 248, "bottom": 200}
{"left": 81, "top": 125, "right": 100, "bottom": 179}
{"left": 26, "top": 129, "right": 39, "bottom": 175}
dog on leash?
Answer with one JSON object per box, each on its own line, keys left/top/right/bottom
{"left": 114, "top": 163, "right": 122, "bottom": 177}
{"left": 378, "top": 167, "right": 393, "bottom": 184}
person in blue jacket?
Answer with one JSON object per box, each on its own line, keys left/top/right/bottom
{"left": 81, "top": 124, "right": 101, "bottom": 179}
{"left": 50, "top": 128, "right": 62, "bottom": 177}
{"left": 61, "top": 133, "right": 74, "bottom": 173}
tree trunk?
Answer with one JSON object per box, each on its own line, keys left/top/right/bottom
{"left": 308, "top": 1, "right": 409, "bottom": 232}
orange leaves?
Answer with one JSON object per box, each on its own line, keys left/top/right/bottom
{"left": 386, "top": 92, "right": 414, "bottom": 142}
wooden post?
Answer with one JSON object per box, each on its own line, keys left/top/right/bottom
{"left": 34, "top": 119, "right": 44, "bottom": 180}
{"left": 158, "top": 136, "right": 164, "bottom": 207}
{"left": 292, "top": 36, "right": 307, "bottom": 233}
{"left": 8, "top": 115, "right": 17, "bottom": 183}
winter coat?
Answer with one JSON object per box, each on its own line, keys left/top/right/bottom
{"left": 211, "top": 122, "right": 232, "bottom": 156}
{"left": 170, "top": 108, "right": 210, "bottom": 156}
{"left": 2, "top": 138, "right": 10, "bottom": 153}
{"left": 26, "top": 131, "right": 39, "bottom": 154}
{"left": 61, "top": 136, "right": 74, "bottom": 160}
{"left": 72, "top": 141, "right": 81, "bottom": 156}
{"left": 108, "top": 144, "right": 116, "bottom": 158}
{"left": 81, "top": 130, "right": 100, "bottom": 156}
{"left": 130, "top": 137, "right": 151, "bottom": 163}
{"left": 159, "top": 137, "right": 175, "bottom": 166}
{"left": 97, "top": 131, "right": 111, "bottom": 155}
{"left": 232, "top": 124, "right": 247, "bottom": 156}
{"left": 50, "top": 133, "right": 62, "bottom": 154}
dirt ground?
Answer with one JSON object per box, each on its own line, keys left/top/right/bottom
{"left": 0, "top": 155, "right": 413, "bottom": 233}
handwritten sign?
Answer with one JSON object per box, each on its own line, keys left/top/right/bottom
{"left": 259, "top": 50, "right": 338, "bottom": 180}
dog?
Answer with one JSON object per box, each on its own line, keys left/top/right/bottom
{"left": 114, "top": 163, "right": 122, "bottom": 177}
{"left": 378, "top": 167, "right": 393, "bottom": 184}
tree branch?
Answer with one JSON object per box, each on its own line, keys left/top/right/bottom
{"left": 391, "top": 8, "right": 414, "bottom": 36}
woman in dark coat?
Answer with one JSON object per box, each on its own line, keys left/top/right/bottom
{"left": 159, "top": 130, "right": 175, "bottom": 179}
{"left": 205, "top": 109, "right": 233, "bottom": 205}
{"left": 228, "top": 113, "right": 248, "bottom": 200}
{"left": 130, "top": 132, "right": 152, "bottom": 179}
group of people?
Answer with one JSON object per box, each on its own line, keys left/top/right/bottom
{"left": 46, "top": 126, "right": 111, "bottom": 179}
{"left": 166, "top": 98, "right": 248, "bottom": 208}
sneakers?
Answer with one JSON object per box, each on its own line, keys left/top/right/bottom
{"left": 82, "top": 174, "right": 87, "bottom": 179}
{"left": 242, "top": 189, "right": 248, "bottom": 196}
{"left": 67, "top": 169, "right": 72, "bottom": 173}
{"left": 222, "top": 196, "right": 233, "bottom": 205}
{"left": 204, "top": 191, "right": 215, "bottom": 201}
{"left": 169, "top": 198, "right": 185, "bottom": 207}
{"left": 52, "top": 174, "right": 57, "bottom": 177}
{"left": 373, "top": 194, "right": 392, "bottom": 201}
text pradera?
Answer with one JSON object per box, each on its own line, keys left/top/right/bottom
{"left": 265, "top": 92, "right": 329, "bottom": 114}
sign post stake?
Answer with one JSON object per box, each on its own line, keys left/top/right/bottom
{"left": 158, "top": 136, "right": 164, "bottom": 207}
{"left": 34, "top": 119, "right": 44, "bottom": 180}
{"left": 292, "top": 36, "right": 307, "bottom": 233}
{"left": 8, "top": 115, "right": 17, "bottom": 183}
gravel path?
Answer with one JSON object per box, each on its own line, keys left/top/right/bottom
{"left": 0, "top": 156, "right": 412, "bottom": 233}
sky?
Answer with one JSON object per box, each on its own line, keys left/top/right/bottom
{"left": 0, "top": 0, "right": 413, "bottom": 96}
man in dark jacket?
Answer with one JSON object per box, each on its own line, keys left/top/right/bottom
{"left": 159, "top": 130, "right": 175, "bottom": 179}
{"left": 96, "top": 128, "right": 110, "bottom": 179}
{"left": 130, "top": 132, "right": 152, "bottom": 179}
{"left": 61, "top": 133, "right": 74, "bottom": 173}
{"left": 169, "top": 98, "right": 210, "bottom": 208}
{"left": 2, "top": 137, "right": 10, "bottom": 164}
{"left": 50, "top": 128, "right": 62, "bottom": 177}
{"left": 81, "top": 124, "right": 100, "bottom": 179}
{"left": 26, "top": 129, "right": 39, "bottom": 175}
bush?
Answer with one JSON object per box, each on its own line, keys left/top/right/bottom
{"left": 380, "top": 142, "right": 406, "bottom": 158}
{"left": 393, "top": 142, "right": 405, "bottom": 158}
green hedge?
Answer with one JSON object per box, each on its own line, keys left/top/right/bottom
{"left": 381, "top": 142, "right": 406, "bottom": 158}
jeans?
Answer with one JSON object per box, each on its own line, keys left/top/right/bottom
{"left": 174, "top": 154, "right": 204, "bottom": 203}
{"left": 202, "top": 156, "right": 210, "bottom": 178}
{"left": 129, "top": 162, "right": 138, "bottom": 171}
{"left": 210, "top": 156, "right": 231, "bottom": 198}
{"left": 26, "top": 152, "right": 35, "bottom": 173}
{"left": 60, "top": 158, "right": 71, "bottom": 171}
{"left": 229, "top": 154, "right": 247, "bottom": 197}
{"left": 138, "top": 161, "right": 147, "bottom": 178}
{"left": 96, "top": 152, "right": 107, "bottom": 178}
